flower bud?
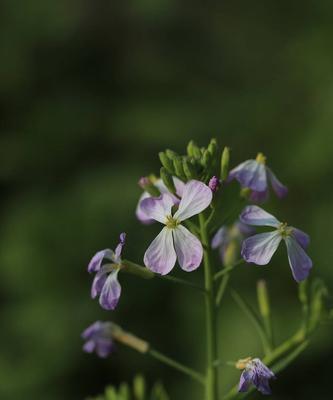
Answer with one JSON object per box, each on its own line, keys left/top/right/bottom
{"left": 257, "top": 280, "right": 270, "bottom": 319}
{"left": 159, "top": 152, "right": 175, "bottom": 174}
{"left": 208, "top": 176, "right": 220, "bottom": 193}
{"left": 138, "top": 176, "right": 160, "bottom": 197}
{"left": 183, "top": 158, "right": 198, "bottom": 179}
{"left": 165, "top": 149, "right": 179, "bottom": 160}
{"left": 208, "top": 138, "right": 218, "bottom": 159}
{"left": 220, "top": 146, "right": 230, "bottom": 181}
{"left": 186, "top": 140, "right": 201, "bottom": 159}
{"left": 202, "top": 149, "right": 213, "bottom": 168}
{"left": 112, "top": 324, "right": 149, "bottom": 353}
{"left": 173, "top": 156, "right": 187, "bottom": 180}
{"left": 160, "top": 167, "right": 177, "bottom": 195}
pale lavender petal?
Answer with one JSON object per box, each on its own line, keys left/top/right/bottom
{"left": 267, "top": 168, "right": 288, "bottom": 198}
{"left": 211, "top": 226, "right": 228, "bottom": 249}
{"left": 91, "top": 265, "right": 112, "bottom": 298}
{"left": 136, "top": 192, "right": 155, "bottom": 224}
{"left": 173, "top": 225, "right": 203, "bottom": 272}
{"left": 174, "top": 180, "right": 212, "bottom": 221}
{"left": 291, "top": 227, "right": 310, "bottom": 249}
{"left": 144, "top": 227, "right": 177, "bottom": 275}
{"left": 238, "top": 370, "right": 253, "bottom": 392}
{"left": 235, "top": 221, "right": 256, "bottom": 237}
{"left": 285, "top": 236, "right": 312, "bottom": 282}
{"left": 242, "top": 231, "right": 282, "bottom": 265}
{"left": 140, "top": 194, "right": 174, "bottom": 224}
{"left": 88, "top": 249, "right": 114, "bottom": 273}
{"left": 249, "top": 189, "right": 269, "bottom": 203}
{"left": 240, "top": 206, "right": 280, "bottom": 228}
{"left": 229, "top": 160, "right": 267, "bottom": 192}
{"left": 83, "top": 340, "right": 96, "bottom": 353}
{"left": 99, "top": 270, "right": 122, "bottom": 310}
{"left": 81, "top": 321, "right": 102, "bottom": 339}
{"left": 95, "top": 338, "right": 114, "bottom": 358}
{"left": 114, "top": 232, "right": 126, "bottom": 261}
{"left": 155, "top": 177, "right": 183, "bottom": 204}
{"left": 173, "top": 176, "right": 185, "bottom": 198}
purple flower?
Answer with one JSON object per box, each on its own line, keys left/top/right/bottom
{"left": 142, "top": 180, "right": 213, "bottom": 275}
{"left": 240, "top": 206, "right": 312, "bottom": 282}
{"left": 208, "top": 176, "right": 220, "bottom": 193}
{"left": 88, "top": 233, "right": 126, "bottom": 310}
{"left": 228, "top": 153, "right": 288, "bottom": 202}
{"left": 211, "top": 221, "right": 255, "bottom": 266}
{"left": 237, "top": 358, "right": 275, "bottom": 395}
{"left": 136, "top": 177, "right": 185, "bottom": 224}
{"left": 81, "top": 321, "right": 115, "bottom": 358}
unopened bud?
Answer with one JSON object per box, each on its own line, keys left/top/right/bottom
{"left": 208, "top": 176, "right": 220, "bottom": 193}
{"left": 220, "top": 146, "right": 230, "bottom": 181}
{"left": 173, "top": 156, "right": 186, "bottom": 180}
{"left": 208, "top": 138, "right": 218, "bottom": 158}
{"left": 160, "top": 167, "right": 176, "bottom": 195}
{"left": 257, "top": 280, "right": 270, "bottom": 318}
{"left": 159, "top": 152, "right": 175, "bottom": 174}
{"left": 138, "top": 176, "right": 160, "bottom": 197}
{"left": 183, "top": 159, "right": 197, "bottom": 179}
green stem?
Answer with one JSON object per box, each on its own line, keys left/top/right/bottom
{"left": 199, "top": 213, "right": 218, "bottom": 400}
{"left": 216, "top": 274, "right": 230, "bottom": 306}
{"left": 149, "top": 349, "right": 205, "bottom": 385}
{"left": 214, "top": 259, "right": 245, "bottom": 281}
{"left": 156, "top": 274, "right": 206, "bottom": 293}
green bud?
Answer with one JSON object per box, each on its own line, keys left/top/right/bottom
{"left": 257, "top": 280, "right": 270, "bottom": 318}
{"left": 160, "top": 167, "right": 176, "bottom": 194}
{"left": 138, "top": 176, "right": 160, "bottom": 197}
{"left": 208, "top": 138, "right": 218, "bottom": 158}
{"left": 105, "top": 386, "right": 118, "bottom": 400}
{"left": 173, "top": 156, "right": 186, "bottom": 180}
{"left": 133, "top": 375, "right": 146, "bottom": 400}
{"left": 202, "top": 149, "right": 213, "bottom": 168}
{"left": 220, "top": 146, "right": 230, "bottom": 181}
{"left": 165, "top": 149, "right": 179, "bottom": 160}
{"left": 183, "top": 158, "right": 197, "bottom": 179}
{"left": 186, "top": 141, "right": 201, "bottom": 159}
{"left": 159, "top": 152, "right": 175, "bottom": 174}
{"left": 118, "top": 383, "right": 130, "bottom": 399}
{"left": 298, "top": 280, "right": 308, "bottom": 305}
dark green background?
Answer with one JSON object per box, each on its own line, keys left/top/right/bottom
{"left": 0, "top": 1, "right": 332, "bottom": 399}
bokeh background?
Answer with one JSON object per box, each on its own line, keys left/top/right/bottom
{"left": 0, "top": 1, "right": 332, "bottom": 399}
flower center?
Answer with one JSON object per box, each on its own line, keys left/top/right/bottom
{"left": 256, "top": 152, "right": 267, "bottom": 164}
{"left": 165, "top": 215, "right": 180, "bottom": 229}
{"left": 236, "top": 357, "right": 252, "bottom": 370}
{"left": 278, "top": 222, "right": 292, "bottom": 238}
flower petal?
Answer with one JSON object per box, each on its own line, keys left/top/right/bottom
{"left": 91, "top": 265, "right": 113, "bottom": 298}
{"left": 173, "top": 225, "right": 203, "bottom": 272}
{"left": 174, "top": 180, "right": 212, "bottom": 221}
{"left": 240, "top": 206, "right": 280, "bottom": 228}
{"left": 229, "top": 160, "right": 267, "bottom": 192}
{"left": 156, "top": 176, "right": 185, "bottom": 200}
{"left": 241, "top": 231, "right": 282, "bottom": 265}
{"left": 249, "top": 189, "right": 269, "bottom": 203}
{"left": 144, "top": 227, "right": 177, "bottom": 275}
{"left": 136, "top": 192, "right": 155, "bottom": 224}
{"left": 99, "top": 270, "right": 122, "bottom": 310}
{"left": 95, "top": 338, "right": 114, "bottom": 358}
{"left": 290, "top": 227, "right": 310, "bottom": 249}
{"left": 238, "top": 370, "right": 254, "bottom": 392}
{"left": 140, "top": 194, "right": 174, "bottom": 224}
{"left": 114, "top": 232, "right": 126, "bottom": 261}
{"left": 285, "top": 236, "right": 312, "bottom": 282}
{"left": 267, "top": 167, "right": 288, "bottom": 198}
{"left": 211, "top": 226, "right": 228, "bottom": 249}
{"left": 88, "top": 249, "right": 114, "bottom": 273}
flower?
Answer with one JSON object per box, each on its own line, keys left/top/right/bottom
{"left": 240, "top": 206, "right": 312, "bottom": 282}
{"left": 228, "top": 153, "right": 288, "bottom": 202}
{"left": 87, "top": 233, "right": 126, "bottom": 310}
{"left": 142, "top": 180, "right": 212, "bottom": 275}
{"left": 136, "top": 176, "right": 185, "bottom": 224}
{"left": 237, "top": 357, "right": 275, "bottom": 395}
{"left": 211, "top": 221, "right": 254, "bottom": 266}
{"left": 208, "top": 176, "right": 220, "bottom": 193}
{"left": 81, "top": 321, "right": 115, "bottom": 358}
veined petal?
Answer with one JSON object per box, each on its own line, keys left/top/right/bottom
{"left": 174, "top": 180, "right": 212, "bottom": 221}
{"left": 136, "top": 192, "right": 155, "bottom": 224}
{"left": 238, "top": 370, "right": 254, "bottom": 392}
{"left": 114, "top": 232, "right": 126, "bottom": 262}
{"left": 99, "top": 270, "right": 122, "bottom": 310}
{"left": 156, "top": 176, "right": 185, "bottom": 200}
{"left": 91, "top": 264, "right": 113, "bottom": 298}
{"left": 229, "top": 160, "right": 267, "bottom": 192}
{"left": 290, "top": 227, "right": 310, "bottom": 249}
{"left": 144, "top": 227, "right": 176, "bottom": 275}
{"left": 140, "top": 194, "right": 174, "bottom": 224}
{"left": 211, "top": 226, "right": 228, "bottom": 249}
{"left": 267, "top": 168, "right": 288, "bottom": 198}
{"left": 88, "top": 249, "right": 114, "bottom": 273}
{"left": 240, "top": 205, "right": 280, "bottom": 228}
{"left": 173, "top": 225, "right": 203, "bottom": 272}
{"left": 285, "top": 236, "right": 312, "bottom": 282}
{"left": 241, "top": 231, "right": 282, "bottom": 265}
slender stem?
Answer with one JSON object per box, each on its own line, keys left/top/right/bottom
{"left": 149, "top": 348, "right": 206, "bottom": 385}
{"left": 215, "top": 274, "right": 230, "bottom": 306}
{"left": 199, "top": 213, "right": 218, "bottom": 400}
{"left": 214, "top": 259, "right": 245, "bottom": 281}
{"left": 156, "top": 274, "right": 206, "bottom": 293}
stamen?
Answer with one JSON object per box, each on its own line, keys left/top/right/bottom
{"left": 165, "top": 215, "right": 180, "bottom": 229}
{"left": 256, "top": 152, "right": 267, "bottom": 164}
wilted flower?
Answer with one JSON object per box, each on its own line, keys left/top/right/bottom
{"left": 88, "top": 233, "right": 126, "bottom": 310}
{"left": 240, "top": 206, "right": 312, "bottom": 282}
{"left": 208, "top": 176, "right": 220, "bottom": 193}
{"left": 237, "top": 357, "right": 275, "bottom": 395}
{"left": 82, "top": 321, "right": 115, "bottom": 358}
{"left": 142, "top": 180, "right": 212, "bottom": 275}
{"left": 211, "top": 221, "right": 254, "bottom": 266}
{"left": 228, "top": 153, "right": 288, "bottom": 202}
{"left": 136, "top": 176, "right": 185, "bottom": 224}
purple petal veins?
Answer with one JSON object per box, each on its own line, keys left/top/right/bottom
{"left": 173, "top": 225, "right": 203, "bottom": 272}
{"left": 88, "top": 249, "right": 114, "bottom": 273}
{"left": 238, "top": 358, "right": 275, "bottom": 395}
{"left": 267, "top": 168, "right": 288, "bottom": 198}
{"left": 241, "top": 232, "right": 282, "bottom": 265}
{"left": 240, "top": 206, "right": 280, "bottom": 228}
{"left": 285, "top": 236, "right": 313, "bottom": 282}
{"left": 229, "top": 160, "right": 267, "bottom": 192}
{"left": 99, "top": 270, "right": 122, "bottom": 310}
{"left": 81, "top": 321, "right": 114, "bottom": 358}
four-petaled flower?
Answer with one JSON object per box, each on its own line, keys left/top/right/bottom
{"left": 211, "top": 221, "right": 255, "bottom": 266}
{"left": 81, "top": 321, "right": 115, "bottom": 358}
{"left": 136, "top": 177, "right": 185, "bottom": 224}
{"left": 240, "top": 206, "right": 312, "bottom": 282}
{"left": 228, "top": 153, "right": 288, "bottom": 202}
{"left": 237, "top": 357, "right": 275, "bottom": 395}
{"left": 142, "top": 180, "right": 213, "bottom": 275}
{"left": 88, "top": 233, "right": 126, "bottom": 310}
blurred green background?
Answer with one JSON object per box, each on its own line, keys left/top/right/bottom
{"left": 0, "top": 1, "right": 332, "bottom": 399}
